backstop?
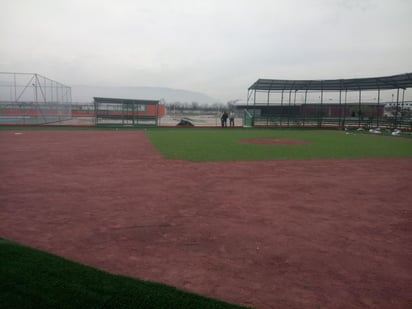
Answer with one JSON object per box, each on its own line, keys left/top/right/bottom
{"left": 0, "top": 72, "right": 72, "bottom": 125}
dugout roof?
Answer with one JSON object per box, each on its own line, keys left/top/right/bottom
{"left": 249, "top": 73, "right": 412, "bottom": 91}
{"left": 94, "top": 97, "right": 161, "bottom": 105}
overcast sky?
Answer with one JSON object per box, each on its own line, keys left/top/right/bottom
{"left": 1, "top": 0, "right": 411, "bottom": 102}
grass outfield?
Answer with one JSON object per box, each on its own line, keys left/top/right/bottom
{"left": 0, "top": 239, "right": 248, "bottom": 309}
{"left": 147, "top": 128, "right": 412, "bottom": 161}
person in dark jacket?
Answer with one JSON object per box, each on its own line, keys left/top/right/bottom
{"left": 221, "top": 111, "right": 228, "bottom": 127}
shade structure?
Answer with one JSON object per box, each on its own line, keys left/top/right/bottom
{"left": 249, "top": 73, "right": 412, "bottom": 92}
{"left": 93, "top": 97, "right": 164, "bottom": 127}
{"left": 244, "top": 73, "right": 412, "bottom": 129}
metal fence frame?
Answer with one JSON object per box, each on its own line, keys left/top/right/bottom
{"left": 0, "top": 72, "right": 72, "bottom": 125}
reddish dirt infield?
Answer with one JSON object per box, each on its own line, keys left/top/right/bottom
{"left": 1, "top": 130, "right": 411, "bottom": 308}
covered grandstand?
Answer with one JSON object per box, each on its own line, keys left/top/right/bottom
{"left": 242, "top": 73, "right": 412, "bottom": 129}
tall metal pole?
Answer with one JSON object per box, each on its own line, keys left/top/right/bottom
{"left": 34, "top": 73, "right": 38, "bottom": 104}
{"left": 69, "top": 87, "right": 72, "bottom": 120}
{"left": 13, "top": 73, "right": 17, "bottom": 102}
{"left": 43, "top": 76, "right": 47, "bottom": 104}
{"left": 56, "top": 82, "right": 59, "bottom": 106}
{"left": 51, "top": 80, "right": 54, "bottom": 103}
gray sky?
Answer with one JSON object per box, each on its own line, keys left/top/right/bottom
{"left": 1, "top": 0, "right": 411, "bottom": 102}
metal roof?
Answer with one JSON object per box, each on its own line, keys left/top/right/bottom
{"left": 249, "top": 73, "right": 412, "bottom": 91}
{"left": 93, "top": 97, "right": 160, "bottom": 104}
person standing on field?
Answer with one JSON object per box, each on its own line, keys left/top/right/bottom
{"left": 221, "top": 111, "right": 228, "bottom": 127}
{"left": 229, "top": 111, "right": 235, "bottom": 127}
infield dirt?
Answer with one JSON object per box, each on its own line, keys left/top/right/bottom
{"left": 0, "top": 130, "right": 411, "bottom": 308}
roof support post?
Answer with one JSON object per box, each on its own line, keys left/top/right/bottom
{"left": 122, "top": 102, "right": 125, "bottom": 126}
{"left": 94, "top": 101, "right": 98, "bottom": 125}
{"left": 395, "top": 88, "right": 400, "bottom": 128}
{"left": 156, "top": 103, "right": 159, "bottom": 127}
{"left": 401, "top": 88, "right": 405, "bottom": 127}
{"left": 294, "top": 90, "right": 297, "bottom": 126}
{"left": 377, "top": 88, "right": 380, "bottom": 127}
{"left": 132, "top": 101, "right": 136, "bottom": 126}
{"left": 344, "top": 89, "right": 347, "bottom": 127}
{"left": 280, "top": 90, "right": 284, "bottom": 127}
{"left": 288, "top": 89, "right": 292, "bottom": 127}
{"left": 253, "top": 89, "right": 257, "bottom": 120}
{"left": 293, "top": 90, "right": 297, "bottom": 106}
{"left": 303, "top": 90, "right": 308, "bottom": 127}
{"left": 319, "top": 86, "right": 323, "bottom": 127}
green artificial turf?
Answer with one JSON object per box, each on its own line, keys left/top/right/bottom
{"left": 146, "top": 128, "right": 412, "bottom": 161}
{"left": 0, "top": 239, "right": 248, "bottom": 309}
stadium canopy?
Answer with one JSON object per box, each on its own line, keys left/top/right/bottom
{"left": 244, "top": 73, "right": 412, "bottom": 129}
{"left": 249, "top": 73, "right": 412, "bottom": 91}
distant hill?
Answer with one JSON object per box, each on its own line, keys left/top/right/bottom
{"left": 71, "top": 85, "right": 218, "bottom": 104}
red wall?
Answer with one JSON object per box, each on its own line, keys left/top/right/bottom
{"left": 72, "top": 104, "right": 166, "bottom": 118}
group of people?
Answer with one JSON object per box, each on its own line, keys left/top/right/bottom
{"left": 221, "top": 111, "right": 235, "bottom": 127}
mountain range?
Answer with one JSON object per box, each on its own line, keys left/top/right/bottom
{"left": 71, "top": 85, "right": 219, "bottom": 104}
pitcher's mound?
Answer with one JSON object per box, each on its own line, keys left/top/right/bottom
{"left": 239, "top": 138, "right": 309, "bottom": 145}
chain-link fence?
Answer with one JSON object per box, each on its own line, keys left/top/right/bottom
{"left": 0, "top": 72, "right": 71, "bottom": 125}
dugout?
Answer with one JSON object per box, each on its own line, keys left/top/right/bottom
{"left": 93, "top": 97, "right": 165, "bottom": 127}
{"left": 244, "top": 73, "right": 412, "bottom": 129}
